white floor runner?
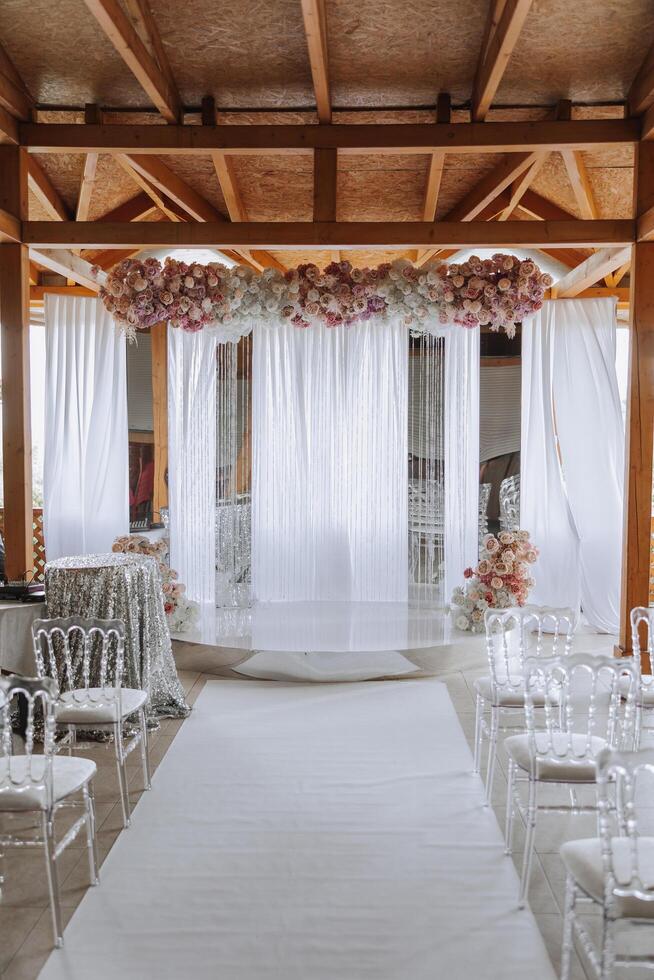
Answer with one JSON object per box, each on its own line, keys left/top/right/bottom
{"left": 39, "top": 679, "right": 555, "bottom": 980}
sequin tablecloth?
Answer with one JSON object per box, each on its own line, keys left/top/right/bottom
{"left": 45, "top": 553, "right": 189, "bottom": 720}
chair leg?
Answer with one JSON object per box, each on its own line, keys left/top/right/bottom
{"left": 484, "top": 706, "right": 499, "bottom": 807}
{"left": 83, "top": 783, "right": 99, "bottom": 885}
{"left": 561, "top": 873, "right": 576, "bottom": 980}
{"left": 518, "top": 777, "right": 538, "bottom": 908}
{"left": 114, "top": 722, "right": 131, "bottom": 828}
{"left": 68, "top": 725, "right": 77, "bottom": 757}
{"left": 634, "top": 704, "right": 643, "bottom": 751}
{"left": 42, "top": 811, "right": 63, "bottom": 948}
{"left": 139, "top": 707, "right": 152, "bottom": 791}
{"left": 473, "top": 694, "right": 484, "bottom": 775}
{"left": 504, "top": 758, "right": 516, "bottom": 855}
{"left": 601, "top": 909, "right": 616, "bottom": 980}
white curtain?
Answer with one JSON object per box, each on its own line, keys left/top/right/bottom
{"left": 168, "top": 326, "right": 217, "bottom": 607}
{"left": 444, "top": 325, "right": 480, "bottom": 598}
{"left": 252, "top": 320, "right": 408, "bottom": 602}
{"left": 43, "top": 296, "right": 128, "bottom": 560}
{"left": 521, "top": 299, "right": 624, "bottom": 631}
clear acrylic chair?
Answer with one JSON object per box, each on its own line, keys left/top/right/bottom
{"left": 506, "top": 652, "right": 640, "bottom": 909}
{"left": 560, "top": 746, "right": 654, "bottom": 980}
{"left": 0, "top": 675, "right": 99, "bottom": 948}
{"left": 499, "top": 473, "right": 520, "bottom": 531}
{"left": 474, "top": 605, "right": 576, "bottom": 804}
{"left": 32, "top": 616, "right": 151, "bottom": 828}
{"left": 629, "top": 607, "right": 654, "bottom": 747}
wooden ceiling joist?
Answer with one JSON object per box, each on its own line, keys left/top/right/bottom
{"left": 551, "top": 246, "right": 633, "bottom": 298}
{"left": 629, "top": 39, "right": 654, "bottom": 115}
{"left": 0, "top": 41, "right": 32, "bottom": 119}
{"left": 472, "top": 0, "right": 534, "bottom": 121}
{"left": 22, "top": 219, "right": 634, "bottom": 251}
{"left": 27, "top": 157, "right": 70, "bottom": 221}
{"left": 20, "top": 119, "right": 640, "bottom": 156}
{"left": 28, "top": 247, "right": 106, "bottom": 290}
{"left": 81, "top": 0, "right": 180, "bottom": 123}
{"left": 76, "top": 104, "right": 102, "bottom": 222}
{"left": 301, "top": 0, "right": 331, "bottom": 124}
{"left": 122, "top": 0, "right": 177, "bottom": 95}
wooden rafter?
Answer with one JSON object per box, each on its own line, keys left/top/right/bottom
{"left": 629, "top": 39, "right": 654, "bottom": 116}
{"left": 115, "top": 154, "right": 186, "bottom": 221}
{"left": 27, "top": 157, "right": 70, "bottom": 221}
{"left": 81, "top": 0, "right": 180, "bottom": 122}
{"left": 301, "top": 0, "right": 331, "bottom": 124}
{"left": 122, "top": 0, "right": 177, "bottom": 94}
{"left": 124, "top": 154, "right": 222, "bottom": 222}
{"left": 415, "top": 94, "right": 451, "bottom": 262}
{"left": 22, "top": 219, "right": 635, "bottom": 251}
{"left": 561, "top": 148, "right": 598, "bottom": 219}
{"left": 472, "top": 0, "right": 534, "bottom": 121}
{"left": 27, "top": 247, "right": 106, "bottom": 290}
{"left": 499, "top": 100, "right": 571, "bottom": 220}
{"left": 551, "top": 246, "right": 632, "bottom": 298}
{"left": 76, "top": 104, "right": 102, "bottom": 222}
{"left": 20, "top": 118, "right": 639, "bottom": 155}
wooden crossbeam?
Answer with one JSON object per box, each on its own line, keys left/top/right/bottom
{"left": 301, "top": 0, "right": 331, "bottom": 124}
{"left": 22, "top": 219, "right": 635, "bottom": 251}
{"left": 472, "top": 0, "right": 534, "bottom": 121}
{"left": 551, "top": 246, "right": 632, "bottom": 298}
{"left": 27, "top": 156, "right": 70, "bottom": 221}
{"left": 20, "top": 119, "right": 640, "bottom": 155}
{"left": 81, "top": 0, "right": 180, "bottom": 122}
{"left": 27, "top": 248, "right": 106, "bottom": 289}
{"left": 76, "top": 104, "right": 102, "bottom": 222}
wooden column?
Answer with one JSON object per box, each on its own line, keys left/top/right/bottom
{"left": 619, "top": 138, "right": 654, "bottom": 657}
{"left": 0, "top": 146, "right": 32, "bottom": 581}
{"left": 151, "top": 321, "right": 168, "bottom": 522}
{"left": 313, "top": 147, "right": 337, "bottom": 222}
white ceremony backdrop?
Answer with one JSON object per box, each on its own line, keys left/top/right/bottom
{"left": 521, "top": 298, "right": 624, "bottom": 632}
{"left": 43, "top": 295, "right": 128, "bottom": 560}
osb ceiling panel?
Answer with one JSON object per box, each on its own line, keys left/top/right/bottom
{"left": 497, "top": 0, "right": 654, "bottom": 104}
{"left": 531, "top": 153, "right": 581, "bottom": 217}
{"left": 31, "top": 152, "right": 85, "bottom": 213}
{"left": 326, "top": 0, "right": 487, "bottom": 107}
{"left": 588, "top": 168, "right": 633, "bottom": 219}
{"left": 0, "top": 0, "right": 148, "bottom": 106}
{"left": 161, "top": 156, "right": 228, "bottom": 216}
{"left": 232, "top": 157, "right": 313, "bottom": 221}
{"left": 28, "top": 191, "right": 51, "bottom": 222}
{"left": 150, "top": 0, "right": 314, "bottom": 107}
{"left": 88, "top": 155, "right": 146, "bottom": 220}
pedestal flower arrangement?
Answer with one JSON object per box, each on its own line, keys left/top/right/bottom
{"left": 450, "top": 530, "right": 538, "bottom": 633}
{"left": 111, "top": 536, "right": 199, "bottom": 633}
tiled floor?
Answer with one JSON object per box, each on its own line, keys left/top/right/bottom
{"left": 1, "top": 628, "right": 646, "bottom": 979}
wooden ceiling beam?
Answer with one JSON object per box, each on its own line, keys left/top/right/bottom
{"left": 27, "top": 247, "right": 107, "bottom": 290}
{"left": 122, "top": 0, "right": 177, "bottom": 95}
{"left": 551, "top": 246, "right": 633, "bottom": 298}
{"left": 301, "top": 0, "right": 331, "bottom": 124}
{"left": 22, "top": 219, "right": 635, "bottom": 251}
{"left": 20, "top": 119, "right": 639, "bottom": 155}
{"left": 472, "top": 0, "right": 534, "bottom": 121}
{"left": 561, "top": 149, "right": 598, "bottom": 219}
{"left": 96, "top": 191, "right": 158, "bottom": 222}
{"left": 76, "top": 104, "right": 102, "bottom": 222}
{"left": 629, "top": 40, "right": 654, "bottom": 116}
{"left": 0, "top": 41, "right": 32, "bottom": 119}
{"left": 27, "top": 156, "right": 70, "bottom": 221}
{"left": 81, "top": 0, "right": 180, "bottom": 122}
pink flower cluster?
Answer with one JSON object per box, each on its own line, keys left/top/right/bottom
{"left": 451, "top": 530, "right": 538, "bottom": 633}
{"left": 96, "top": 254, "right": 552, "bottom": 341}
{"left": 112, "top": 535, "right": 194, "bottom": 628}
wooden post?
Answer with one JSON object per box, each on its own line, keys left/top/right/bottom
{"left": 151, "top": 321, "right": 168, "bottom": 522}
{"left": 0, "top": 145, "right": 32, "bottom": 580}
{"left": 619, "top": 138, "right": 654, "bottom": 659}
{"left": 313, "top": 147, "right": 337, "bottom": 222}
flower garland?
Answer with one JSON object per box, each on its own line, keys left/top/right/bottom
{"left": 96, "top": 254, "right": 551, "bottom": 341}
{"left": 112, "top": 535, "right": 199, "bottom": 633}
{"left": 450, "top": 530, "right": 538, "bottom": 633}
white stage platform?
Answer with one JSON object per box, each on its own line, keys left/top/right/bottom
{"left": 171, "top": 601, "right": 454, "bottom": 680}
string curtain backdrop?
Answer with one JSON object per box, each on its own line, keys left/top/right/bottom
{"left": 168, "top": 325, "right": 217, "bottom": 608}
{"left": 43, "top": 295, "right": 128, "bottom": 561}
{"left": 252, "top": 319, "right": 409, "bottom": 603}
{"left": 521, "top": 298, "right": 624, "bottom": 632}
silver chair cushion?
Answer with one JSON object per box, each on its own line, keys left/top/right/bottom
{"left": 0, "top": 755, "right": 96, "bottom": 811}
{"left": 474, "top": 676, "right": 559, "bottom": 707}
{"left": 561, "top": 837, "right": 654, "bottom": 918}
{"left": 56, "top": 687, "right": 148, "bottom": 725}
{"left": 505, "top": 732, "right": 607, "bottom": 782}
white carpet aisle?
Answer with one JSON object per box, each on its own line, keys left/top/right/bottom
{"left": 39, "top": 679, "right": 555, "bottom": 980}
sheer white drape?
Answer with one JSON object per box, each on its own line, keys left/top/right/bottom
{"left": 521, "top": 299, "right": 624, "bottom": 631}
{"left": 168, "top": 326, "right": 217, "bottom": 607}
{"left": 444, "top": 325, "right": 480, "bottom": 598}
{"left": 43, "top": 296, "right": 128, "bottom": 560}
{"left": 252, "top": 320, "right": 408, "bottom": 602}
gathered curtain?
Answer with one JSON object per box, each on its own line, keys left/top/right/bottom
{"left": 251, "top": 319, "right": 408, "bottom": 602}
{"left": 521, "top": 298, "right": 624, "bottom": 632}
{"left": 168, "top": 325, "right": 217, "bottom": 607}
{"left": 43, "top": 295, "right": 128, "bottom": 560}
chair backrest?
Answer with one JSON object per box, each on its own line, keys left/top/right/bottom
{"left": 597, "top": 747, "right": 654, "bottom": 905}
{"left": 32, "top": 616, "right": 126, "bottom": 702}
{"left": 499, "top": 474, "right": 520, "bottom": 531}
{"left": 630, "top": 607, "right": 654, "bottom": 677}
{"left": 523, "top": 653, "right": 640, "bottom": 768}
{"left": 408, "top": 479, "right": 444, "bottom": 534}
{"left": 0, "top": 675, "right": 58, "bottom": 809}
{"left": 484, "top": 605, "right": 576, "bottom": 695}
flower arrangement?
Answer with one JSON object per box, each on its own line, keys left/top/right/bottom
{"left": 450, "top": 530, "right": 538, "bottom": 633}
{"left": 111, "top": 535, "right": 199, "bottom": 633}
{"left": 96, "top": 254, "right": 551, "bottom": 342}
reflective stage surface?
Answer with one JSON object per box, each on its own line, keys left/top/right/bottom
{"left": 171, "top": 601, "right": 454, "bottom": 681}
